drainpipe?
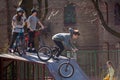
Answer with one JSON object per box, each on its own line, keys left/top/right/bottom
{"left": 104, "top": 2, "right": 109, "bottom": 60}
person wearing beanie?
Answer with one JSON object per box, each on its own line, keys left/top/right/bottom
{"left": 27, "top": 8, "right": 44, "bottom": 52}
{"left": 52, "top": 28, "right": 80, "bottom": 60}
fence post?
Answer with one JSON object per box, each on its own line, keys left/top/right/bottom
{"left": 73, "top": 52, "right": 77, "bottom": 61}
{"left": 67, "top": 51, "right": 77, "bottom": 61}
{"left": 0, "top": 58, "right": 3, "bottom": 80}
{"left": 42, "top": 64, "right": 45, "bottom": 80}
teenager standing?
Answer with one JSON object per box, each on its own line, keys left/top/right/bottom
{"left": 27, "top": 9, "right": 44, "bottom": 52}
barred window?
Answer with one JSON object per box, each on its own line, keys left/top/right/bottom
{"left": 114, "top": 3, "right": 120, "bottom": 25}
{"left": 64, "top": 3, "right": 76, "bottom": 26}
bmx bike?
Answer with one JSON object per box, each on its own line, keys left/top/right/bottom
{"left": 9, "top": 29, "right": 26, "bottom": 56}
{"left": 9, "top": 28, "right": 45, "bottom": 56}
{"left": 37, "top": 46, "right": 75, "bottom": 78}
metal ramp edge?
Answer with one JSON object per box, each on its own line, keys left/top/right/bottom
{"left": 0, "top": 53, "right": 45, "bottom": 64}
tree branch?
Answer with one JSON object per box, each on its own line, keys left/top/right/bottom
{"left": 91, "top": 0, "right": 120, "bottom": 38}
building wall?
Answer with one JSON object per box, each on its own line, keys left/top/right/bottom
{"left": 99, "top": 0, "right": 120, "bottom": 48}
{"left": 45, "top": 0, "right": 99, "bottom": 49}
{"left": 0, "top": 0, "right": 120, "bottom": 52}
{"left": 0, "top": 0, "right": 18, "bottom": 52}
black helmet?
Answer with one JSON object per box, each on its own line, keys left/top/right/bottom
{"left": 73, "top": 30, "right": 80, "bottom": 36}
{"left": 31, "top": 8, "right": 38, "bottom": 14}
{"left": 16, "top": 7, "right": 24, "bottom": 13}
{"left": 69, "top": 28, "right": 80, "bottom": 36}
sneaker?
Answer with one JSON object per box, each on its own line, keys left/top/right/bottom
{"left": 31, "top": 48, "right": 37, "bottom": 53}
{"left": 32, "top": 50, "right": 37, "bottom": 53}
{"left": 26, "top": 48, "right": 31, "bottom": 52}
{"left": 9, "top": 48, "right": 14, "bottom": 53}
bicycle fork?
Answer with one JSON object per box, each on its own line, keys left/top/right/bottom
{"left": 65, "top": 59, "right": 71, "bottom": 72}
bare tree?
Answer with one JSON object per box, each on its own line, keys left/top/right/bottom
{"left": 38, "top": 0, "right": 48, "bottom": 21}
{"left": 18, "top": 0, "right": 33, "bottom": 17}
{"left": 91, "top": 0, "right": 120, "bottom": 38}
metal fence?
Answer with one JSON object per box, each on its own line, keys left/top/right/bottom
{"left": 0, "top": 58, "right": 54, "bottom": 80}
{"left": 66, "top": 49, "right": 120, "bottom": 80}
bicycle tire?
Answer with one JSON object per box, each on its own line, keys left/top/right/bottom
{"left": 16, "top": 39, "right": 26, "bottom": 56}
{"left": 58, "top": 63, "right": 74, "bottom": 78}
{"left": 37, "top": 46, "right": 52, "bottom": 62}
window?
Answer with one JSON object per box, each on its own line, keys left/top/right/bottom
{"left": 114, "top": 3, "right": 120, "bottom": 25}
{"left": 64, "top": 3, "right": 76, "bottom": 26}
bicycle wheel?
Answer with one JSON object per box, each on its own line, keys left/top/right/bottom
{"left": 58, "top": 63, "right": 74, "bottom": 78}
{"left": 37, "top": 46, "right": 52, "bottom": 62}
{"left": 16, "top": 39, "right": 26, "bottom": 56}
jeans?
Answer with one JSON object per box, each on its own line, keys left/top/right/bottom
{"left": 28, "top": 31, "right": 35, "bottom": 48}
{"left": 53, "top": 40, "right": 64, "bottom": 57}
{"left": 9, "top": 32, "right": 24, "bottom": 48}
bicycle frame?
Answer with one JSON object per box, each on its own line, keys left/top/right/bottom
{"left": 50, "top": 47, "right": 59, "bottom": 56}
{"left": 25, "top": 28, "right": 45, "bottom": 49}
{"left": 12, "top": 28, "right": 26, "bottom": 56}
{"left": 13, "top": 29, "right": 24, "bottom": 50}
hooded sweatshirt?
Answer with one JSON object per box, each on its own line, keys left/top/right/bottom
{"left": 52, "top": 28, "right": 75, "bottom": 49}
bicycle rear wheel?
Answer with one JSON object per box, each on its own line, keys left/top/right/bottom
{"left": 16, "top": 39, "right": 26, "bottom": 56}
{"left": 58, "top": 63, "right": 74, "bottom": 78}
{"left": 37, "top": 46, "right": 52, "bottom": 62}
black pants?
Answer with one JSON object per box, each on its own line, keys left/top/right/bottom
{"left": 9, "top": 32, "right": 24, "bottom": 48}
{"left": 53, "top": 40, "right": 64, "bottom": 57}
{"left": 28, "top": 31, "right": 35, "bottom": 48}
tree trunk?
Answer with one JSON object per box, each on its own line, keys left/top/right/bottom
{"left": 18, "top": 0, "right": 33, "bottom": 17}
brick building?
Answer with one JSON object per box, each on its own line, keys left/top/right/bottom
{"left": 0, "top": 0, "right": 120, "bottom": 79}
{"left": 0, "top": 0, "right": 120, "bottom": 51}
{"left": 0, "top": 0, "right": 120, "bottom": 66}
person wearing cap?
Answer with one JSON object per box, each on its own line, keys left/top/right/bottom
{"left": 27, "top": 9, "right": 44, "bottom": 52}
{"left": 52, "top": 28, "right": 80, "bottom": 60}
{"left": 9, "top": 7, "right": 26, "bottom": 52}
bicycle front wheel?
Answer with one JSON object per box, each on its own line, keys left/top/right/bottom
{"left": 58, "top": 63, "right": 74, "bottom": 78}
{"left": 37, "top": 46, "right": 52, "bottom": 62}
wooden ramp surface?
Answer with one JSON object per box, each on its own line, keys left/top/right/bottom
{"left": 47, "top": 58, "right": 89, "bottom": 80}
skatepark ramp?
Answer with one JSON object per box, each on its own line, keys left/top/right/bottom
{"left": 47, "top": 57, "right": 89, "bottom": 80}
{"left": 0, "top": 53, "right": 89, "bottom": 80}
